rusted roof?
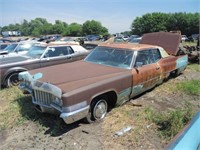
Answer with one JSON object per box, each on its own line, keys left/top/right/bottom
{"left": 140, "top": 32, "right": 181, "bottom": 55}
{"left": 98, "top": 43, "right": 158, "bottom": 51}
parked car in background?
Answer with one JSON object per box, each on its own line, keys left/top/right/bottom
{"left": 186, "top": 34, "right": 199, "bottom": 42}
{"left": 0, "top": 43, "right": 10, "bottom": 50}
{"left": 0, "top": 43, "right": 89, "bottom": 87}
{"left": 0, "top": 42, "right": 42, "bottom": 58}
{"left": 37, "top": 35, "right": 62, "bottom": 43}
{"left": 127, "top": 35, "right": 139, "bottom": 42}
{"left": 86, "top": 35, "right": 101, "bottom": 41}
{"left": 113, "top": 37, "right": 126, "bottom": 42}
{"left": 181, "top": 35, "right": 188, "bottom": 42}
{"left": 0, "top": 38, "right": 16, "bottom": 43}
{"left": 19, "top": 32, "right": 188, "bottom": 125}
{"left": 128, "top": 37, "right": 142, "bottom": 44}
{"left": 122, "top": 35, "right": 129, "bottom": 41}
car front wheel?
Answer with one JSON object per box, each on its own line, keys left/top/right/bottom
{"left": 85, "top": 96, "right": 108, "bottom": 123}
{"left": 5, "top": 72, "right": 20, "bottom": 87}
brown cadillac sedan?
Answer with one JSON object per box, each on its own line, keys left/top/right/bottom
{"left": 19, "top": 32, "right": 188, "bottom": 124}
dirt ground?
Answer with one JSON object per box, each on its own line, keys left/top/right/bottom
{"left": 0, "top": 67, "right": 199, "bottom": 150}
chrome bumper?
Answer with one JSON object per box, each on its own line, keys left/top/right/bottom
{"left": 32, "top": 93, "right": 89, "bottom": 124}
{"left": 60, "top": 106, "right": 89, "bottom": 124}
{"left": 34, "top": 102, "right": 89, "bottom": 124}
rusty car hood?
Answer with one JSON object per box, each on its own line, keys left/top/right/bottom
{"left": 29, "top": 60, "right": 131, "bottom": 93}
{"left": 140, "top": 32, "right": 181, "bottom": 55}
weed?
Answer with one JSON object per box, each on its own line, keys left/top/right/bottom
{"left": 176, "top": 79, "right": 200, "bottom": 95}
{"left": 181, "top": 41, "right": 197, "bottom": 47}
{"left": 187, "top": 64, "right": 200, "bottom": 72}
{"left": 145, "top": 106, "right": 194, "bottom": 141}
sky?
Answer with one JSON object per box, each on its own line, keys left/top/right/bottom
{"left": 0, "top": 0, "right": 199, "bottom": 33}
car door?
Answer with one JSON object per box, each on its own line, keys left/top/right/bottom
{"left": 131, "top": 49, "right": 162, "bottom": 97}
{"left": 40, "top": 46, "right": 74, "bottom": 68}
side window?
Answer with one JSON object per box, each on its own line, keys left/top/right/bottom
{"left": 134, "top": 50, "right": 149, "bottom": 67}
{"left": 68, "top": 46, "right": 74, "bottom": 54}
{"left": 151, "top": 49, "right": 161, "bottom": 63}
{"left": 46, "top": 46, "right": 71, "bottom": 57}
{"left": 134, "top": 49, "right": 161, "bottom": 67}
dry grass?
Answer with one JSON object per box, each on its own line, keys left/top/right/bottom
{"left": 0, "top": 87, "right": 24, "bottom": 130}
{"left": 102, "top": 104, "right": 161, "bottom": 149}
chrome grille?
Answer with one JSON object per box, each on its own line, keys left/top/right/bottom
{"left": 33, "top": 89, "right": 56, "bottom": 106}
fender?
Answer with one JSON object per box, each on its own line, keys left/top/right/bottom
{"left": 90, "top": 88, "right": 118, "bottom": 104}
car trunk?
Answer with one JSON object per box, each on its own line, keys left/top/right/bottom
{"left": 140, "top": 32, "right": 181, "bottom": 56}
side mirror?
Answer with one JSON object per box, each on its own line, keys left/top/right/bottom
{"left": 135, "top": 62, "right": 143, "bottom": 67}
{"left": 33, "top": 73, "right": 43, "bottom": 80}
{"left": 0, "top": 50, "right": 8, "bottom": 55}
{"left": 44, "top": 53, "right": 49, "bottom": 58}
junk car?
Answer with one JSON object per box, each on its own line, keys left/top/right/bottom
{"left": 19, "top": 32, "right": 188, "bottom": 124}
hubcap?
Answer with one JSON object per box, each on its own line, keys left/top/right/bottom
{"left": 93, "top": 100, "right": 107, "bottom": 120}
{"left": 8, "top": 73, "right": 19, "bottom": 86}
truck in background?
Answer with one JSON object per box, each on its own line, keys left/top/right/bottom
{"left": 2, "top": 31, "right": 21, "bottom": 37}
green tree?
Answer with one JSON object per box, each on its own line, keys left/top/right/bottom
{"left": 29, "top": 18, "right": 49, "bottom": 36}
{"left": 166, "top": 12, "right": 199, "bottom": 35}
{"left": 82, "top": 20, "right": 108, "bottom": 35}
{"left": 68, "top": 23, "right": 82, "bottom": 36}
{"left": 131, "top": 12, "right": 169, "bottom": 35}
{"left": 39, "top": 23, "right": 53, "bottom": 35}
{"left": 52, "top": 20, "right": 68, "bottom": 35}
{"left": 131, "top": 12, "right": 199, "bottom": 36}
{"left": 20, "top": 19, "right": 31, "bottom": 36}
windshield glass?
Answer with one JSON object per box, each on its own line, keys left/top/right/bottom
{"left": 4, "top": 44, "right": 18, "bottom": 52}
{"left": 26, "top": 45, "right": 47, "bottom": 58}
{"left": 85, "top": 46, "right": 134, "bottom": 69}
{"left": 15, "top": 43, "right": 33, "bottom": 52}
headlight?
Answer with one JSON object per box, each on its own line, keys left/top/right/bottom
{"left": 54, "top": 97, "right": 63, "bottom": 106}
{"left": 25, "top": 80, "right": 31, "bottom": 87}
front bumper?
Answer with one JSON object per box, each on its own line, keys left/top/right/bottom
{"left": 33, "top": 97, "right": 89, "bottom": 124}
{"left": 60, "top": 106, "right": 89, "bottom": 124}
{"left": 31, "top": 85, "right": 89, "bottom": 124}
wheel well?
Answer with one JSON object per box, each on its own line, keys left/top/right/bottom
{"left": 3, "top": 70, "right": 24, "bottom": 86}
{"left": 91, "top": 91, "right": 117, "bottom": 111}
{"left": 169, "top": 69, "right": 180, "bottom": 78}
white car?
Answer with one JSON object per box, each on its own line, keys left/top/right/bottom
{"left": 0, "top": 42, "right": 44, "bottom": 58}
{"left": 181, "top": 35, "right": 188, "bottom": 42}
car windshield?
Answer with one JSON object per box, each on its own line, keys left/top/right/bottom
{"left": 15, "top": 43, "right": 33, "bottom": 52}
{"left": 4, "top": 44, "right": 18, "bottom": 52}
{"left": 26, "top": 45, "right": 47, "bottom": 58}
{"left": 85, "top": 46, "right": 134, "bottom": 69}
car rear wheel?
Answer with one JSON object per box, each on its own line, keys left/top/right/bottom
{"left": 5, "top": 72, "right": 20, "bottom": 87}
{"left": 85, "top": 96, "right": 108, "bottom": 123}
